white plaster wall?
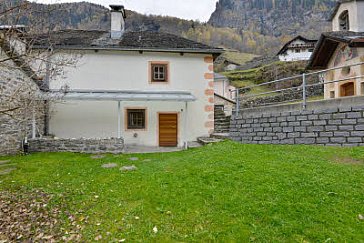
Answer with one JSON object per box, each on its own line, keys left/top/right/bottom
{"left": 214, "top": 79, "right": 234, "bottom": 100}
{"left": 50, "top": 100, "right": 192, "bottom": 147}
{"left": 49, "top": 51, "right": 212, "bottom": 146}
{"left": 332, "top": 1, "right": 364, "bottom": 32}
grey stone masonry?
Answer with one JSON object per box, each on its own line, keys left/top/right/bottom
{"left": 29, "top": 138, "right": 124, "bottom": 154}
{"left": 229, "top": 96, "right": 364, "bottom": 146}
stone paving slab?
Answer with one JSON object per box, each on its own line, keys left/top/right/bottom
{"left": 123, "top": 145, "right": 183, "bottom": 154}
{"left": 91, "top": 155, "right": 106, "bottom": 159}
{"left": 101, "top": 163, "right": 118, "bottom": 169}
{"left": 120, "top": 165, "right": 137, "bottom": 172}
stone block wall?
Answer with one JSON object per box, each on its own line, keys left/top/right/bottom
{"left": 230, "top": 96, "right": 364, "bottom": 146}
{"left": 28, "top": 138, "right": 124, "bottom": 154}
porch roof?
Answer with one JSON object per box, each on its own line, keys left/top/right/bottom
{"left": 44, "top": 89, "right": 196, "bottom": 102}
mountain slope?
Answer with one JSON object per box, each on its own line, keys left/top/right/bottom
{"left": 209, "top": 0, "right": 337, "bottom": 54}
{"left": 0, "top": 0, "right": 338, "bottom": 56}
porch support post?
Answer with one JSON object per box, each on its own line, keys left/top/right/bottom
{"left": 117, "top": 101, "right": 121, "bottom": 139}
{"left": 32, "top": 107, "right": 36, "bottom": 139}
{"left": 184, "top": 102, "right": 188, "bottom": 149}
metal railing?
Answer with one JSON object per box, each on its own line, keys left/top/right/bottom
{"left": 233, "top": 62, "right": 364, "bottom": 116}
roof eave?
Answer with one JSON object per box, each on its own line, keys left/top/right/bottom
{"left": 31, "top": 45, "right": 224, "bottom": 54}
{"left": 307, "top": 34, "right": 342, "bottom": 70}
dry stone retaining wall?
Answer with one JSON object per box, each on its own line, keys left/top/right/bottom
{"left": 28, "top": 138, "right": 124, "bottom": 154}
{"left": 230, "top": 96, "right": 364, "bottom": 146}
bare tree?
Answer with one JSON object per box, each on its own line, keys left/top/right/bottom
{"left": 0, "top": 1, "right": 80, "bottom": 143}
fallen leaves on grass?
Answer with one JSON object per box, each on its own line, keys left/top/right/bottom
{"left": 0, "top": 190, "right": 82, "bottom": 242}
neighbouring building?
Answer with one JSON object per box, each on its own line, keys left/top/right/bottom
{"left": 223, "top": 59, "right": 240, "bottom": 71}
{"left": 307, "top": 0, "right": 364, "bottom": 99}
{"left": 26, "top": 5, "right": 223, "bottom": 148}
{"left": 213, "top": 73, "right": 235, "bottom": 115}
{"left": 277, "top": 36, "right": 317, "bottom": 62}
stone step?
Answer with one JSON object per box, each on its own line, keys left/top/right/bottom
{"left": 215, "top": 128, "right": 230, "bottom": 131}
{"left": 214, "top": 120, "right": 230, "bottom": 125}
{"left": 215, "top": 120, "right": 230, "bottom": 123}
{"left": 214, "top": 129, "right": 230, "bottom": 133}
{"left": 197, "top": 137, "right": 223, "bottom": 145}
{"left": 211, "top": 133, "right": 230, "bottom": 139}
{"left": 214, "top": 117, "right": 231, "bottom": 120}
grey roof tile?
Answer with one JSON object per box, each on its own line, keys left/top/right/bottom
{"left": 30, "top": 29, "right": 223, "bottom": 53}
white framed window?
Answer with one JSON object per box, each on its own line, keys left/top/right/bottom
{"left": 149, "top": 62, "right": 169, "bottom": 83}
{"left": 153, "top": 65, "right": 166, "bottom": 81}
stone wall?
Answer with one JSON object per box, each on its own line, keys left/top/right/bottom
{"left": 230, "top": 96, "right": 364, "bottom": 146}
{"left": 28, "top": 138, "right": 124, "bottom": 154}
{"left": 240, "top": 85, "right": 324, "bottom": 109}
{"left": 0, "top": 57, "right": 44, "bottom": 155}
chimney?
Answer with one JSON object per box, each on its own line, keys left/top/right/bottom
{"left": 110, "top": 5, "right": 126, "bottom": 39}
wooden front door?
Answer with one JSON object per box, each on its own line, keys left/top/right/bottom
{"left": 341, "top": 82, "right": 355, "bottom": 97}
{"left": 159, "top": 113, "right": 178, "bottom": 147}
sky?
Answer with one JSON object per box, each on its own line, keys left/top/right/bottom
{"left": 30, "top": 0, "right": 218, "bottom": 22}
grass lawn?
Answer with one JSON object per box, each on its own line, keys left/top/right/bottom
{"left": 1, "top": 141, "right": 364, "bottom": 242}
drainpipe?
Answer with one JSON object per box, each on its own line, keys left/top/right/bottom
{"left": 117, "top": 101, "right": 121, "bottom": 139}
{"left": 184, "top": 102, "right": 188, "bottom": 149}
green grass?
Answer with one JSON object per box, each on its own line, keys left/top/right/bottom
{"left": 1, "top": 141, "right": 364, "bottom": 241}
{"left": 222, "top": 51, "right": 258, "bottom": 66}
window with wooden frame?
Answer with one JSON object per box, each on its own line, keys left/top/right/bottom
{"left": 150, "top": 62, "right": 169, "bottom": 83}
{"left": 126, "top": 109, "right": 146, "bottom": 129}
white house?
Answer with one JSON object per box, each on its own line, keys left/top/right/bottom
{"left": 30, "top": 5, "right": 223, "bottom": 148}
{"left": 213, "top": 73, "right": 235, "bottom": 115}
{"left": 214, "top": 73, "right": 234, "bottom": 101}
{"left": 307, "top": 0, "right": 364, "bottom": 99}
{"left": 277, "top": 36, "right": 317, "bottom": 62}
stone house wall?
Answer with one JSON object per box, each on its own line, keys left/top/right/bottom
{"left": 0, "top": 60, "right": 44, "bottom": 155}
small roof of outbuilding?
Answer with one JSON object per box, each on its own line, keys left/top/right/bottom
{"left": 29, "top": 30, "right": 223, "bottom": 54}
{"left": 214, "top": 73, "right": 228, "bottom": 81}
{"left": 307, "top": 31, "right": 364, "bottom": 69}
{"left": 277, "top": 35, "right": 317, "bottom": 55}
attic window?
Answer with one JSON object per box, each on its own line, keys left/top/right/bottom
{"left": 339, "top": 10, "right": 349, "bottom": 31}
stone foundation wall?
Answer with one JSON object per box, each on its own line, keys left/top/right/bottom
{"left": 28, "top": 138, "right": 124, "bottom": 154}
{"left": 230, "top": 96, "right": 364, "bottom": 146}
